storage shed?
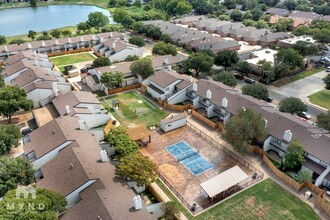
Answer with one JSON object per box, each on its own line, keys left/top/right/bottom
{"left": 160, "top": 113, "right": 187, "bottom": 132}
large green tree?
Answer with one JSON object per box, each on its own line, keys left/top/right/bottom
{"left": 257, "top": 59, "right": 275, "bottom": 83}
{"left": 77, "top": 22, "right": 90, "bottom": 33}
{"left": 0, "top": 187, "right": 66, "bottom": 219}
{"left": 212, "top": 71, "right": 237, "bottom": 87}
{"left": 0, "top": 157, "right": 34, "bottom": 197}
{"left": 225, "top": 108, "right": 268, "bottom": 153}
{"left": 50, "top": 29, "right": 61, "bottom": 38}
{"left": 233, "top": 61, "right": 253, "bottom": 76}
{"left": 87, "top": 12, "right": 109, "bottom": 31}
{"left": 0, "top": 125, "right": 21, "bottom": 155}
{"left": 165, "top": 0, "right": 192, "bottom": 16}
{"left": 129, "top": 36, "right": 145, "bottom": 47}
{"left": 116, "top": 153, "right": 158, "bottom": 187}
{"left": 214, "top": 50, "right": 239, "bottom": 70}
{"left": 130, "top": 58, "right": 155, "bottom": 79}
{"left": 152, "top": 42, "right": 177, "bottom": 56}
{"left": 93, "top": 57, "right": 111, "bottom": 68}
{"left": 317, "top": 111, "right": 330, "bottom": 131}
{"left": 27, "top": 30, "right": 37, "bottom": 41}
{"left": 283, "top": 139, "right": 305, "bottom": 170}
{"left": 30, "top": 0, "right": 37, "bottom": 7}
{"left": 295, "top": 170, "right": 312, "bottom": 183}
{"left": 161, "top": 202, "right": 180, "bottom": 220}
{"left": 0, "top": 86, "right": 33, "bottom": 123}
{"left": 274, "top": 48, "right": 304, "bottom": 78}
{"left": 0, "top": 35, "right": 6, "bottom": 45}
{"left": 323, "top": 74, "right": 330, "bottom": 90}
{"left": 278, "top": 97, "right": 308, "bottom": 114}
{"left": 100, "top": 71, "right": 124, "bottom": 88}
{"left": 242, "top": 84, "right": 269, "bottom": 100}
{"left": 112, "top": 8, "right": 129, "bottom": 24}
{"left": 292, "top": 41, "right": 318, "bottom": 56}
{"left": 182, "top": 52, "right": 214, "bottom": 77}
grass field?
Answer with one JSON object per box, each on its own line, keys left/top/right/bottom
{"left": 103, "top": 91, "right": 168, "bottom": 128}
{"left": 50, "top": 52, "right": 96, "bottom": 66}
{"left": 108, "top": 6, "right": 145, "bottom": 15}
{"left": 194, "top": 179, "right": 320, "bottom": 220}
{"left": 308, "top": 90, "right": 330, "bottom": 110}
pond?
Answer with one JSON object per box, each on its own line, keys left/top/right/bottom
{"left": 0, "top": 5, "right": 112, "bottom": 36}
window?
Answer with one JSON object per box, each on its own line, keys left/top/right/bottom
{"left": 272, "top": 137, "right": 281, "bottom": 144}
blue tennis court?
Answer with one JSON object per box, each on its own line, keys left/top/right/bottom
{"left": 166, "top": 141, "right": 214, "bottom": 175}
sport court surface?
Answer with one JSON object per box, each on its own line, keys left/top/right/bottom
{"left": 166, "top": 141, "right": 214, "bottom": 175}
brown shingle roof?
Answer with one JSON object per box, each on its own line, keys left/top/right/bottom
{"left": 4, "top": 59, "right": 37, "bottom": 76}
{"left": 13, "top": 67, "right": 57, "bottom": 88}
{"left": 22, "top": 81, "right": 53, "bottom": 93}
{"left": 5, "top": 51, "right": 47, "bottom": 65}
{"left": 149, "top": 69, "right": 182, "bottom": 88}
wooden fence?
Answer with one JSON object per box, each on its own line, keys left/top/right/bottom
{"left": 47, "top": 48, "right": 91, "bottom": 57}
{"left": 141, "top": 84, "right": 147, "bottom": 93}
{"left": 103, "top": 119, "right": 114, "bottom": 134}
{"left": 251, "top": 146, "right": 330, "bottom": 217}
{"left": 191, "top": 110, "right": 217, "bottom": 129}
{"left": 107, "top": 83, "right": 141, "bottom": 95}
{"left": 163, "top": 102, "right": 195, "bottom": 112}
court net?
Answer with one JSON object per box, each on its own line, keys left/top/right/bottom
{"left": 177, "top": 150, "right": 199, "bottom": 162}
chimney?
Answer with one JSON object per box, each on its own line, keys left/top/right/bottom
{"left": 100, "top": 37, "right": 104, "bottom": 43}
{"left": 79, "top": 119, "right": 85, "bottom": 130}
{"left": 110, "top": 32, "right": 113, "bottom": 38}
{"left": 68, "top": 38, "right": 72, "bottom": 44}
{"left": 80, "top": 36, "right": 84, "bottom": 42}
{"left": 100, "top": 150, "right": 109, "bottom": 162}
{"left": 189, "top": 76, "right": 192, "bottom": 83}
{"left": 206, "top": 89, "right": 212, "bottom": 99}
{"left": 52, "top": 82, "right": 59, "bottom": 97}
{"left": 168, "top": 65, "right": 172, "bottom": 71}
{"left": 112, "top": 42, "right": 116, "bottom": 49}
{"left": 55, "top": 39, "right": 59, "bottom": 45}
{"left": 27, "top": 43, "right": 32, "bottom": 49}
{"left": 164, "top": 57, "right": 168, "bottom": 65}
{"left": 65, "top": 105, "right": 71, "bottom": 115}
{"left": 192, "top": 83, "right": 197, "bottom": 91}
{"left": 222, "top": 97, "right": 228, "bottom": 108}
{"left": 283, "top": 130, "right": 292, "bottom": 142}
{"left": 4, "top": 45, "right": 8, "bottom": 51}
{"left": 41, "top": 41, "right": 46, "bottom": 47}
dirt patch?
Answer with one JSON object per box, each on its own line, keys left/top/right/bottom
{"left": 158, "top": 164, "right": 186, "bottom": 189}
{"left": 245, "top": 196, "right": 256, "bottom": 206}
{"left": 256, "top": 206, "right": 267, "bottom": 217}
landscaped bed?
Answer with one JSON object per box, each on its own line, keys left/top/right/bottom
{"left": 308, "top": 90, "right": 330, "bottom": 110}
{"left": 194, "top": 179, "right": 320, "bottom": 220}
{"left": 103, "top": 91, "right": 168, "bottom": 128}
{"left": 49, "top": 52, "right": 96, "bottom": 66}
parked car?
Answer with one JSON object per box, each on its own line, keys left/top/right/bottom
{"left": 80, "top": 65, "right": 94, "bottom": 73}
{"left": 259, "top": 78, "right": 270, "bottom": 85}
{"left": 298, "top": 112, "right": 311, "bottom": 120}
{"left": 234, "top": 73, "right": 244, "bottom": 80}
{"left": 245, "top": 78, "right": 256, "bottom": 84}
{"left": 326, "top": 66, "right": 330, "bottom": 72}
{"left": 21, "top": 128, "right": 33, "bottom": 136}
{"left": 263, "top": 96, "right": 273, "bottom": 102}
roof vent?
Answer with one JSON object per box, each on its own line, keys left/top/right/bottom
{"left": 222, "top": 97, "right": 228, "bottom": 108}
{"left": 283, "top": 130, "right": 292, "bottom": 142}
{"left": 192, "top": 83, "right": 197, "bottom": 91}
{"left": 52, "top": 129, "right": 56, "bottom": 134}
{"left": 65, "top": 105, "right": 70, "bottom": 115}
{"left": 206, "top": 89, "right": 212, "bottom": 99}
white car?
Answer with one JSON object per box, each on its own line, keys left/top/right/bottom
{"left": 326, "top": 66, "right": 330, "bottom": 72}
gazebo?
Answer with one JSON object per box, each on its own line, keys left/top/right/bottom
{"left": 200, "top": 165, "right": 249, "bottom": 204}
{"left": 126, "top": 124, "right": 152, "bottom": 147}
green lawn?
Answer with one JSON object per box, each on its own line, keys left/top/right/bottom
{"left": 289, "top": 67, "right": 325, "bottom": 83}
{"left": 308, "top": 90, "right": 330, "bottom": 110}
{"left": 103, "top": 91, "right": 168, "bottom": 128}
{"left": 50, "top": 52, "right": 96, "bottom": 66}
{"left": 108, "top": 6, "right": 145, "bottom": 15}
{"left": 194, "top": 179, "right": 320, "bottom": 220}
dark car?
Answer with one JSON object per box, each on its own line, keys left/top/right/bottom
{"left": 80, "top": 65, "right": 94, "bottom": 73}
{"left": 245, "top": 78, "right": 256, "bottom": 84}
{"left": 298, "top": 112, "right": 311, "bottom": 120}
{"left": 264, "top": 96, "right": 273, "bottom": 102}
{"left": 21, "top": 128, "right": 33, "bottom": 136}
{"left": 234, "top": 74, "right": 244, "bottom": 80}
{"left": 259, "top": 78, "right": 270, "bottom": 85}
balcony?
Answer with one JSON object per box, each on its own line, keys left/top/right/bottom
{"left": 213, "top": 107, "right": 226, "bottom": 117}
{"left": 186, "top": 91, "right": 195, "bottom": 99}
{"left": 199, "top": 99, "right": 209, "bottom": 107}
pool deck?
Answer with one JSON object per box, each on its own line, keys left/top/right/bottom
{"left": 141, "top": 126, "right": 254, "bottom": 210}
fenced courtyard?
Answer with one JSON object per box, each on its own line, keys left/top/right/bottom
{"left": 141, "top": 123, "right": 263, "bottom": 214}
{"left": 102, "top": 91, "right": 168, "bottom": 128}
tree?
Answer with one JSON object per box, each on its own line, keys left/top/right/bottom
{"left": 61, "top": 29, "right": 72, "bottom": 37}
{"left": 323, "top": 74, "right": 330, "bottom": 89}
{"left": 250, "top": 8, "right": 263, "bottom": 21}
{"left": 191, "top": 0, "right": 215, "bottom": 15}
{"left": 314, "top": 32, "right": 330, "bottom": 44}
{"left": 146, "top": 26, "right": 162, "bottom": 39}
{"left": 214, "top": 50, "right": 239, "bottom": 70}
{"left": 292, "top": 41, "right": 318, "bottom": 56}
{"left": 212, "top": 71, "right": 237, "bottom": 87}
{"left": 258, "top": 59, "right": 275, "bottom": 83}
{"left": 283, "top": 139, "right": 305, "bottom": 170}
{"left": 317, "top": 111, "right": 330, "bottom": 131}
{"left": 230, "top": 10, "right": 243, "bottom": 21}
{"left": 0, "top": 35, "right": 6, "bottom": 45}
{"left": 166, "top": 0, "right": 192, "bottom": 16}
{"left": 225, "top": 108, "right": 268, "bottom": 153}
{"left": 9, "top": 39, "right": 26, "bottom": 45}
{"left": 116, "top": 153, "right": 157, "bottom": 187}
{"left": 0, "top": 187, "right": 66, "bottom": 219}
{"left": 0, "top": 157, "right": 34, "bottom": 197}
{"left": 233, "top": 61, "right": 253, "bottom": 76}
{"left": 100, "top": 71, "right": 124, "bottom": 88}
{"left": 124, "top": 54, "right": 140, "bottom": 61}
{"left": 242, "top": 84, "right": 269, "bottom": 100}
{"left": 152, "top": 42, "right": 177, "bottom": 56}
{"left": 134, "top": 0, "right": 142, "bottom": 7}
{"left": 93, "top": 57, "right": 111, "bottom": 68}
{"left": 36, "top": 35, "right": 52, "bottom": 41}
{"left": 87, "top": 12, "right": 109, "bottom": 31}
{"left": 160, "top": 34, "right": 172, "bottom": 43}
{"left": 113, "top": 8, "right": 129, "bottom": 24}
{"left": 274, "top": 48, "right": 304, "bottom": 78}
{"left": 218, "top": 14, "right": 230, "bottom": 21}
{"left": 182, "top": 52, "right": 214, "bottom": 77}
{"left": 223, "top": 0, "right": 236, "bottom": 9}
{"left": 77, "top": 22, "right": 90, "bottom": 33}
{"left": 0, "top": 86, "right": 33, "bottom": 123}
{"left": 116, "top": 0, "right": 128, "bottom": 7}
{"left": 122, "top": 15, "right": 134, "bottom": 28}
{"left": 50, "top": 29, "right": 61, "bottom": 38}
{"left": 129, "top": 36, "right": 145, "bottom": 47}
{"left": 30, "top": 0, "right": 37, "bottom": 7}
{"left": 278, "top": 97, "right": 307, "bottom": 114}
{"left": 130, "top": 58, "right": 155, "bottom": 79}
{"left": 161, "top": 202, "right": 180, "bottom": 220}
{"left": 295, "top": 170, "right": 312, "bottom": 183}
{"left": 27, "top": 30, "right": 37, "bottom": 41}
{"left": 132, "top": 21, "right": 145, "bottom": 34}
{"left": 283, "top": 0, "right": 298, "bottom": 11}
{"left": 295, "top": 4, "right": 311, "bottom": 12}
{"left": 0, "top": 125, "right": 21, "bottom": 155}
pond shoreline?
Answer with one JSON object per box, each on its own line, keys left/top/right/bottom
{"left": 0, "top": 1, "right": 108, "bottom": 10}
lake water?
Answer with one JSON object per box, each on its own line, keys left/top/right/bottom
{"left": 0, "top": 5, "right": 112, "bottom": 36}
